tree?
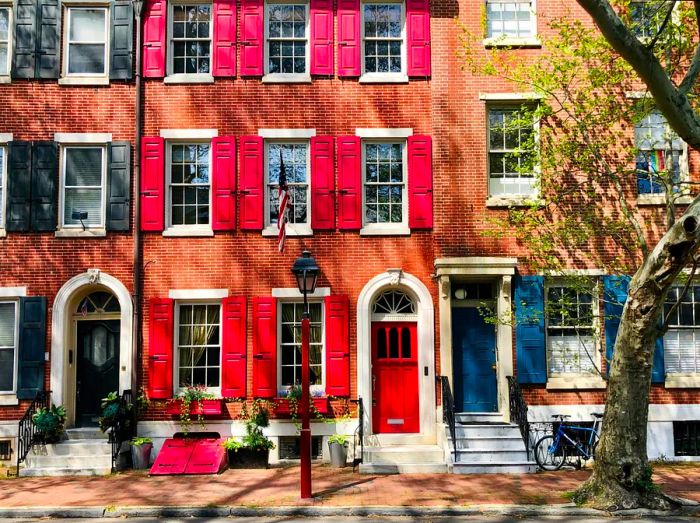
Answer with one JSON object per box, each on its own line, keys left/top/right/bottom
{"left": 463, "top": 0, "right": 699, "bottom": 510}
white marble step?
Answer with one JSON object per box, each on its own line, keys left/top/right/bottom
{"left": 33, "top": 440, "right": 112, "bottom": 456}
{"left": 455, "top": 424, "right": 522, "bottom": 438}
{"left": 364, "top": 445, "right": 444, "bottom": 465}
{"left": 452, "top": 461, "right": 537, "bottom": 474}
{"left": 455, "top": 412, "right": 505, "bottom": 424}
{"left": 65, "top": 427, "right": 108, "bottom": 440}
{"left": 19, "top": 466, "right": 112, "bottom": 477}
{"left": 359, "top": 462, "right": 448, "bottom": 474}
{"left": 448, "top": 435, "right": 525, "bottom": 451}
{"left": 454, "top": 448, "right": 529, "bottom": 463}
{"left": 25, "top": 453, "right": 112, "bottom": 469}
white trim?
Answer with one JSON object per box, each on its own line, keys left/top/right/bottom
{"left": 664, "top": 375, "right": 700, "bottom": 388}
{"left": 358, "top": 73, "right": 408, "bottom": 83}
{"left": 160, "top": 129, "right": 218, "bottom": 139}
{"left": 166, "top": 0, "right": 214, "bottom": 79}
{"left": 435, "top": 257, "right": 518, "bottom": 276}
{"left": 262, "top": 223, "right": 313, "bottom": 237}
{"left": 0, "top": 394, "right": 18, "bottom": 406}
{"left": 0, "top": 299, "right": 18, "bottom": 395}
{"left": 625, "top": 91, "right": 651, "bottom": 99}
{"left": 272, "top": 286, "right": 331, "bottom": 298}
{"left": 58, "top": 76, "right": 110, "bottom": 86}
{"left": 360, "top": 224, "right": 410, "bottom": 236}
{"left": 0, "top": 143, "right": 6, "bottom": 231}
{"left": 484, "top": 0, "right": 538, "bottom": 41}
{"left": 480, "top": 92, "right": 542, "bottom": 101}
{"left": 357, "top": 270, "right": 435, "bottom": 442}
{"left": 0, "top": 287, "right": 27, "bottom": 297}
{"left": 485, "top": 196, "right": 543, "bottom": 208}
{"left": 168, "top": 288, "right": 229, "bottom": 300}
{"left": 0, "top": 133, "right": 13, "bottom": 143}
{"left": 58, "top": 145, "right": 107, "bottom": 230}
{"left": 165, "top": 141, "right": 213, "bottom": 231}
{"left": 546, "top": 376, "right": 606, "bottom": 390}
{"left": 50, "top": 271, "right": 134, "bottom": 416}
{"left": 55, "top": 228, "right": 107, "bottom": 238}
{"left": 543, "top": 268, "right": 607, "bottom": 277}
{"left": 262, "top": 74, "right": 312, "bottom": 83}
{"left": 263, "top": 0, "right": 311, "bottom": 78}
{"left": 359, "top": 0, "right": 406, "bottom": 82}
{"left": 164, "top": 74, "right": 215, "bottom": 84}
{"left": 483, "top": 37, "right": 541, "bottom": 48}
{"left": 258, "top": 129, "right": 316, "bottom": 139}
{"left": 62, "top": 5, "right": 110, "bottom": 78}
{"left": 355, "top": 128, "right": 413, "bottom": 138}
{"left": 0, "top": 5, "right": 12, "bottom": 78}
{"left": 54, "top": 133, "right": 112, "bottom": 143}
{"left": 162, "top": 227, "right": 214, "bottom": 237}
{"left": 263, "top": 140, "right": 312, "bottom": 230}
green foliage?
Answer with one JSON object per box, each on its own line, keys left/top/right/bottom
{"left": 130, "top": 436, "right": 153, "bottom": 446}
{"left": 633, "top": 464, "right": 660, "bottom": 494}
{"left": 173, "top": 385, "right": 216, "bottom": 434}
{"left": 240, "top": 404, "right": 275, "bottom": 451}
{"left": 32, "top": 405, "right": 66, "bottom": 443}
{"left": 221, "top": 437, "right": 243, "bottom": 451}
{"left": 328, "top": 434, "right": 349, "bottom": 446}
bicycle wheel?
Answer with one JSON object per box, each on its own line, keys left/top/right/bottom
{"left": 590, "top": 439, "right": 599, "bottom": 461}
{"left": 535, "top": 435, "right": 566, "bottom": 471}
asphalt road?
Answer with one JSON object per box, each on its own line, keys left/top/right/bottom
{"left": 2, "top": 517, "right": 699, "bottom": 522}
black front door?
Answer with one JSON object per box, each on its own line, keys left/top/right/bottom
{"left": 76, "top": 320, "right": 120, "bottom": 427}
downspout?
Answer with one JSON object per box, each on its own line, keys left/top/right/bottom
{"left": 132, "top": 0, "right": 143, "bottom": 398}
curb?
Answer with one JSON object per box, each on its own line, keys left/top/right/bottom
{"left": 0, "top": 503, "right": 698, "bottom": 519}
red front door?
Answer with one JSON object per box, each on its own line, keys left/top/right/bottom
{"left": 372, "top": 322, "right": 419, "bottom": 433}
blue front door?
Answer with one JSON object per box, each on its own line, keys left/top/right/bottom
{"left": 452, "top": 307, "right": 498, "bottom": 412}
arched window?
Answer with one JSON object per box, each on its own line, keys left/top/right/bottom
{"left": 76, "top": 291, "right": 120, "bottom": 315}
{"left": 372, "top": 289, "right": 416, "bottom": 315}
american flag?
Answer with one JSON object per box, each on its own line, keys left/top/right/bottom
{"left": 277, "top": 150, "right": 290, "bottom": 253}
{"left": 80, "top": 298, "right": 88, "bottom": 317}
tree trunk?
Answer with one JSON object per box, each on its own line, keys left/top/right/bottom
{"left": 574, "top": 204, "right": 700, "bottom": 510}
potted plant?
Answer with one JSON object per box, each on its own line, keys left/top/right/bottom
{"left": 225, "top": 404, "right": 274, "bottom": 468}
{"left": 32, "top": 405, "right": 66, "bottom": 443}
{"left": 166, "top": 385, "right": 221, "bottom": 433}
{"left": 276, "top": 385, "right": 330, "bottom": 417}
{"left": 130, "top": 436, "right": 153, "bottom": 469}
{"left": 328, "top": 434, "right": 349, "bottom": 468}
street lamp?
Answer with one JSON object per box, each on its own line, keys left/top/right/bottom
{"left": 291, "top": 250, "right": 320, "bottom": 499}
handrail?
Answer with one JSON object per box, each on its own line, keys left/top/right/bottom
{"left": 351, "top": 397, "right": 365, "bottom": 471}
{"left": 108, "top": 389, "right": 134, "bottom": 472}
{"left": 16, "top": 390, "right": 51, "bottom": 477}
{"left": 439, "top": 376, "right": 457, "bottom": 461}
{"left": 507, "top": 376, "right": 530, "bottom": 458}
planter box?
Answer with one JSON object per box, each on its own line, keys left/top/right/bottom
{"left": 166, "top": 399, "right": 223, "bottom": 416}
{"left": 227, "top": 448, "right": 269, "bottom": 469}
{"left": 275, "top": 397, "right": 330, "bottom": 416}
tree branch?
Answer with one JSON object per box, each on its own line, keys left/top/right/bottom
{"left": 645, "top": 1, "right": 675, "bottom": 50}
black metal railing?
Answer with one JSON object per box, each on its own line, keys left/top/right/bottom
{"left": 507, "top": 376, "right": 531, "bottom": 457}
{"left": 439, "top": 376, "right": 457, "bottom": 461}
{"left": 351, "top": 397, "right": 365, "bottom": 471}
{"left": 16, "top": 390, "right": 50, "bottom": 476}
{"left": 107, "top": 389, "right": 135, "bottom": 472}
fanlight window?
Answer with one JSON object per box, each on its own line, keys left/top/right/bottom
{"left": 373, "top": 290, "right": 416, "bottom": 315}
{"left": 76, "top": 291, "right": 120, "bottom": 314}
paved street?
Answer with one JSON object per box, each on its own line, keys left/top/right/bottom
{"left": 2, "top": 518, "right": 700, "bottom": 523}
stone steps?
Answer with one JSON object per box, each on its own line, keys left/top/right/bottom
{"left": 452, "top": 461, "right": 537, "bottom": 474}
{"left": 360, "top": 444, "right": 446, "bottom": 474}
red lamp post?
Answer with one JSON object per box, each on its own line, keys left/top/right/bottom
{"left": 291, "top": 251, "right": 320, "bottom": 500}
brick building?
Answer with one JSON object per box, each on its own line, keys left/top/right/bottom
{"left": 0, "top": 0, "right": 698, "bottom": 475}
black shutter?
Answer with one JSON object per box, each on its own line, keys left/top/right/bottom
{"left": 35, "top": 0, "right": 61, "bottom": 79}
{"left": 12, "top": 0, "right": 37, "bottom": 79}
{"left": 6, "top": 142, "right": 32, "bottom": 232}
{"left": 107, "top": 141, "right": 131, "bottom": 231}
{"left": 17, "top": 297, "right": 46, "bottom": 401}
{"left": 30, "top": 141, "right": 57, "bottom": 232}
{"left": 110, "top": 0, "right": 133, "bottom": 80}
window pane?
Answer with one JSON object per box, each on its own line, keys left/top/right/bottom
{"left": 268, "top": 143, "right": 308, "bottom": 225}
{"left": 0, "top": 147, "right": 4, "bottom": 228}
{"left": 170, "top": 144, "right": 210, "bottom": 225}
{"left": 177, "top": 303, "right": 221, "bottom": 388}
{"left": 280, "top": 302, "right": 323, "bottom": 387}
{"left": 64, "top": 189, "right": 103, "bottom": 226}
{"left": 70, "top": 9, "right": 106, "bottom": 41}
{"left": 364, "top": 142, "right": 404, "bottom": 224}
{"left": 172, "top": 4, "right": 212, "bottom": 74}
{"left": 65, "top": 148, "right": 103, "bottom": 186}
{"left": 0, "top": 348, "right": 13, "bottom": 391}
{"left": 68, "top": 44, "right": 106, "bottom": 74}
{"left": 0, "top": 303, "right": 15, "bottom": 347}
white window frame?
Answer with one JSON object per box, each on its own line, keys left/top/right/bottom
{"left": 62, "top": 5, "right": 110, "bottom": 80}
{"left": 0, "top": 4, "right": 13, "bottom": 80}
{"left": 483, "top": 0, "right": 540, "bottom": 48}
{"left": 165, "top": 0, "right": 215, "bottom": 84}
{"left": 262, "top": 0, "right": 311, "bottom": 83}
{"left": 0, "top": 300, "right": 18, "bottom": 397}
{"left": 173, "top": 300, "right": 223, "bottom": 397}
{"left": 663, "top": 283, "right": 700, "bottom": 381}
{"left": 164, "top": 140, "right": 214, "bottom": 237}
{"left": 0, "top": 141, "right": 7, "bottom": 235}
{"left": 276, "top": 298, "right": 325, "bottom": 395}
{"left": 262, "top": 139, "right": 313, "bottom": 237}
{"left": 359, "top": 0, "right": 407, "bottom": 83}
{"left": 57, "top": 144, "right": 108, "bottom": 235}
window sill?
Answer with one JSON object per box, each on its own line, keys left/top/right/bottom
{"left": 360, "top": 225, "right": 410, "bottom": 236}
{"left": 55, "top": 228, "right": 107, "bottom": 238}
{"left": 637, "top": 194, "right": 694, "bottom": 206}
{"left": 0, "top": 76, "right": 10, "bottom": 84}
{"left": 262, "top": 73, "right": 312, "bottom": 84}
{"left": 665, "top": 375, "right": 700, "bottom": 389}
{"left": 164, "top": 74, "right": 215, "bottom": 84}
{"left": 163, "top": 227, "right": 214, "bottom": 237}
{"left": 546, "top": 376, "right": 606, "bottom": 390}
{"left": 0, "top": 228, "right": 5, "bottom": 238}
{"left": 486, "top": 196, "right": 543, "bottom": 208}
{"left": 483, "top": 37, "right": 542, "bottom": 48}
{"left": 262, "top": 224, "right": 313, "bottom": 237}
{"left": 0, "top": 394, "right": 19, "bottom": 406}
{"left": 359, "top": 73, "right": 409, "bottom": 84}
{"left": 58, "top": 76, "right": 110, "bottom": 86}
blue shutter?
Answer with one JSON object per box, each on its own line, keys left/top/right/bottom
{"left": 110, "top": 0, "right": 134, "bottom": 80}
{"left": 603, "top": 275, "right": 630, "bottom": 377}
{"left": 107, "top": 141, "right": 131, "bottom": 231}
{"left": 12, "top": 0, "right": 37, "bottom": 79}
{"left": 6, "top": 142, "right": 32, "bottom": 232}
{"left": 514, "top": 275, "right": 546, "bottom": 384}
{"left": 35, "top": 0, "right": 61, "bottom": 78}
{"left": 652, "top": 330, "right": 665, "bottom": 384}
{"left": 30, "top": 141, "right": 57, "bottom": 232}
{"left": 17, "top": 297, "right": 46, "bottom": 400}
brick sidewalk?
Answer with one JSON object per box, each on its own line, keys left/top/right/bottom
{"left": 0, "top": 463, "right": 698, "bottom": 508}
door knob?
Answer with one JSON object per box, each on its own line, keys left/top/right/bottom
{"left": 491, "top": 364, "right": 497, "bottom": 371}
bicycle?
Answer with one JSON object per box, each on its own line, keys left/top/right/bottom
{"left": 534, "top": 412, "right": 603, "bottom": 471}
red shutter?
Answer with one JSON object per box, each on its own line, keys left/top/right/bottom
{"left": 141, "top": 136, "right": 165, "bottom": 231}
{"left": 142, "top": 0, "right": 166, "bottom": 77}
{"left": 310, "top": 0, "right": 333, "bottom": 75}
{"left": 221, "top": 296, "right": 247, "bottom": 398}
{"left": 212, "top": 0, "right": 237, "bottom": 77}
{"left": 337, "top": 0, "right": 360, "bottom": 76}
{"left": 252, "top": 297, "right": 277, "bottom": 398}
{"left": 408, "top": 135, "right": 433, "bottom": 229}
{"left": 240, "top": 0, "right": 263, "bottom": 76}
{"left": 148, "top": 298, "right": 174, "bottom": 399}
{"left": 239, "top": 136, "right": 264, "bottom": 230}
{"left": 212, "top": 137, "right": 236, "bottom": 231}
{"left": 311, "top": 136, "right": 334, "bottom": 230}
{"left": 325, "top": 295, "right": 350, "bottom": 397}
{"left": 406, "top": 0, "right": 431, "bottom": 77}
{"left": 337, "top": 136, "right": 362, "bottom": 229}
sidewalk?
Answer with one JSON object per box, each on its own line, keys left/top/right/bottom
{"left": 0, "top": 462, "right": 698, "bottom": 512}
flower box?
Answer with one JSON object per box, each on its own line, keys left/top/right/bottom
{"left": 275, "top": 397, "right": 330, "bottom": 416}
{"left": 166, "top": 399, "right": 223, "bottom": 416}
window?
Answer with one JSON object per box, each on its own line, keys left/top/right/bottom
{"left": 170, "top": 3, "right": 212, "bottom": 75}
{"left": 61, "top": 146, "right": 106, "bottom": 229}
{"left": 0, "top": 301, "right": 17, "bottom": 393}
{"left": 0, "top": 6, "right": 11, "bottom": 76}
{"left": 362, "top": 1, "right": 405, "bottom": 77}
{"left": 65, "top": 7, "right": 108, "bottom": 76}
{"left": 0, "top": 440, "right": 11, "bottom": 461}
{"left": 168, "top": 143, "right": 211, "bottom": 227}
{"left": 488, "top": 106, "right": 537, "bottom": 197}
{"left": 664, "top": 285, "right": 700, "bottom": 375}
{"left": 176, "top": 303, "right": 221, "bottom": 391}
{"left": 266, "top": 142, "right": 309, "bottom": 230}
{"left": 630, "top": 1, "right": 665, "bottom": 40}
{"left": 486, "top": 1, "right": 535, "bottom": 39}
{"left": 265, "top": 2, "right": 308, "bottom": 76}
{"left": 279, "top": 435, "right": 323, "bottom": 459}
{"left": 0, "top": 145, "right": 5, "bottom": 229}
{"left": 279, "top": 301, "right": 323, "bottom": 389}
{"left": 363, "top": 141, "right": 406, "bottom": 227}
{"left": 546, "top": 283, "right": 598, "bottom": 376}
{"left": 635, "top": 111, "right": 684, "bottom": 195}
{"left": 674, "top": 421, "right": 700, "bottom": 456}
